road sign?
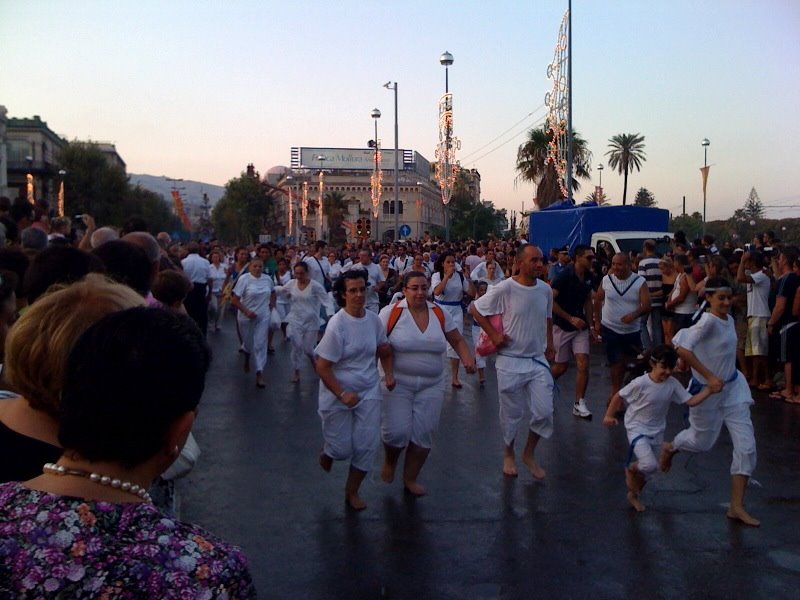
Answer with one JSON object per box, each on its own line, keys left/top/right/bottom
{"left": 399, "top": 224, "right": 412, "bottom": 238}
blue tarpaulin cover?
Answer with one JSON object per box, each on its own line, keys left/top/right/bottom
{"left": 527, "top": 205, "right": 669, "bottom": 252}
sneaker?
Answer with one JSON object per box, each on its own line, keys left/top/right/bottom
{"left": 573, "top": 399, "right": 592, "bottom": 419}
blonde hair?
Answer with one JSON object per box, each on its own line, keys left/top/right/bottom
{"left": 4, "top": 275, "right": 145, "bottom": 418}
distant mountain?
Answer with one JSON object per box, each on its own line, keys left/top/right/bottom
{"left": 129, "top": 173, "right": 225, "bottom": 207}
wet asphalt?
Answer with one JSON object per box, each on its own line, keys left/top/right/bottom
{"left": 179, "top": 315, "right": 800, "bottom": 599}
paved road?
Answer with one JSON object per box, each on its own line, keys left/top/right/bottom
{"left": 180, "top": 316, "right": 800, "bottom": 599}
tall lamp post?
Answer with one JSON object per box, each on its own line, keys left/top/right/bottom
{"left": 383, "top": 82, "right": 399, "bottom": 242}
{"left": 701, "top": 137, "right": 710, "bottom": 235}
{"left": 597, "top": 163, "right": 603, "bottom": 188}
{"left": 370, "top": 108, "right": 382, "bottom": 240}
{"left": 435, "top": 51, "right": 459, "bottom": 242}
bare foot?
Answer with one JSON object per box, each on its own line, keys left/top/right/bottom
{"left": 659, "top": 442, "right": 675, "bottom": 472}
{"left": 319, "top": 452, "right": 332, "bottom": 472}
{"left": 346, "top": 493, "right": 367, "bottom": 510}
{"left": 522, "top": 454, "right": 546, "bottom": 480}
{"left": 256, "top": 373, "right": 265, "bottom": 388}
{"left": 404, "top": 481, "right": 427, "bottom": 496}
{"left": 627, "top": 491, "right": 646, "bottom": 512}
{"left": 381, "top": 461, "right": 395, "bottom": 483}
{"left": 503, "top": 456, "right": 518, "bottom": 478}
{"left": 727, "top": 507, "right": 760, "bottom": 527}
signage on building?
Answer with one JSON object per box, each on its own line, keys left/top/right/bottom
{"left": 291, "top": 147, "right": 413, "bottom": 172}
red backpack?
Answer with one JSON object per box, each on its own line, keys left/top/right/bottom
{"left": 386, "top": 301, "right": 446, "bottom": 336}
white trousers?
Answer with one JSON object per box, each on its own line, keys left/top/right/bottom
{"left": 287, "top": 325, "right": 317, "bottom": 371}
{"left": 442, "top": 304, "right": 463, "bottom": 360}
{"left": 496, "top": 363, "right": 554, "bottom": 447}
{"left": 319, "top": 397, "right": 380, "bottom": 472}
{"left": 672, "top": 377, "right": 757, "bottom": 476}
{"left": 627, "top": 432, "right": 664, "bottom": 479}
{"left": 381, "top": 375, "right": 444, "bottom": 449}
{"left": 238, "top": 313, "right": 269, "bottom": 372}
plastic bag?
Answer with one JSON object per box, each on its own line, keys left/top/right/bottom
{"left": 476, "top": 314, "right": 504, "bottom": 357}
{"left": 269, "top": 307, "right": 282, "bottom": 330}
{"left": 161, "top": 433, "right": 201, "bottom": 481}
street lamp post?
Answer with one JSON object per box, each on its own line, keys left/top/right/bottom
{"left": 437, "top": 51, "right": 456, "bottom": 242}
{"left": 597, "top": 163, "right": 603, "bottom": 188}
{"left": 384, "top": 82, "right": 399, "bottom": 242}
{"left": 701, "top": 137, "right": 710, "bottom": 235}
{"left": 370, "top": 108, "right": 382, "bottom": 240}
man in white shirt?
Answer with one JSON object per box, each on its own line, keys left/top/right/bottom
{"left": 344, "top": 249, "right": 385, "bottom": 313}
{"left": 391, "top": 245, "right": 413, "bottom": 274}
{"left": 594, "top": 253, "right": 651, "bottom": 403}
{"left": 181, "top": 242, "right": 212, "bottom": 336}
{"left": 737, "top": 250, "right": 772, "bottom": 389}
{"left": 303, "top": 240, "right": 331, "bottom": 290}
{"left": 470, "top": 249, "right": 505, "bottom": 285}
{"left": 470, "top": 244, "right": 555, "bottom": 480}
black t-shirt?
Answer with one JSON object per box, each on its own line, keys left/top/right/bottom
{"left": 775, "top": 272, "right": 800, "bottom": 329}
{"left": 551, "top": 265, "right": 595, "bottom": 331}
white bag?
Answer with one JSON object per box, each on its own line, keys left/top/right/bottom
{"left": 269, "top": 307, "right": 282, "bottom": 330}
{"left": 162, "top": 433, "right": 201, "bottom": 481}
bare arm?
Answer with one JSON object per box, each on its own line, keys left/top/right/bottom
{"left": 593, "top": 282, "right": 605, "bottom": 335}
{"left": 676, "top": 346, "right": 723, "bottom": 392}
{"left": 376, "top": 343, "right": 395, "bottom": 389}
{"left": 230, "top": 294, "right": 255, "bottom": 319}
{"left": 736, "top": 253, "right": 755, "bottom": 284}
{"left": 545, "top": 318, "right": 554, "bottom": 362}
{"left": 445, "top": 328, "right": 476, "bottom": 373}
{"left": 315, "top": 357, "right": 360, "bottom": 407}
{"left": 687, "top": 385, "right": 713, "bottom": 407}
{"left": 603, "top": 392, "right": 625, "bottom": 426}
{"left": 77, "top": 214, "right": 96, "bottom": 251}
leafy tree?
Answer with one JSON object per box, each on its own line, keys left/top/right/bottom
{"left": 58, "top": 142, "right": 130, "bottom": 224}
{"left": 516, "top": 125, "right": 592, "bottom": 208}
{"left": 448, "top": 172, "right": 507, "bottom": 240}
{"left": 634, "top": 187, "right": 656, "bottom": 207}
{"left": 743, "top": 187, "right": 764, "bottom": 219}
{"left": 127, "top": 185, "right": 182, "bottom": 233}
{"left": 606, "top": 133, "right": 646, "bottom": 206}
{"left": 585, "top": 189, "right": 609, "bottom": 205}
{"left": 670, "top": 211, "right": 703, "bottom": 241}
{"left": 212, "top": 171, "right": 274, "bottom": 245}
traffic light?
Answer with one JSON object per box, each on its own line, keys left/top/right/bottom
{"left": 356, "top": 218, "right": 363, "bottom": 236}
{"left": 365, "top": 219, "right": 371, "bottom": 237}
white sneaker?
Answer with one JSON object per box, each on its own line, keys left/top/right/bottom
{"left": 573, "top": 399, "right": 592, "bottom": 419}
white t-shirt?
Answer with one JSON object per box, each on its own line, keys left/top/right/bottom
{"left": 303, "top": 255, "right": 330, "bottom": 288}
{"left": 620, "top": 373, "right": 691, "bottom": 437}
{"left": 315, "top": 309, "right": 388, "bottom": 409}
{"left": 274, "top": 271, "right": 292, "bottom": 307}
{"left": 673, "top": 312, "right": 737, "bottom": 383}
{"left": 232, "top": 273, "right": 274, "bottom": 317}
{"left": 472, "top": 277, "right": 553, "bottom": 373}
{"left": 181, "top": 253, "right": 211, "bottom": 285}
{"left": 746, "top": 270, "right": 771, "bottom": 317}
{"left": 275, "top": 279, "right": 328, "bottom": 330}
{"left": 431, "top": 271, "right": 470, "bottom": 303}
{"left": 344, "top": 262, "right": 384, "bottom": 308}
{"left": 670, "top": 272, "right": 699, "bottom": 316}
{"left": 600, "top": 273, "right": 645, "bottom": 334}
{"left": 465, "top": 254, "right": 483, "bottom": 272}
{"left": 209, "top": 263, "right": 227, "bottom": 293}
{"left": 392, "top": 255, "right": 413, "bottom": 273}
{"left": 378, "top": 299, "right": 455, "bottom": 380}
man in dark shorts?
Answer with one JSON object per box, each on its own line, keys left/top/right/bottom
{"left": 594, "top": 253, "right": 650, "bottom": 405}
{"left": 550, "top": 244, "right": 597, "bottom": 419}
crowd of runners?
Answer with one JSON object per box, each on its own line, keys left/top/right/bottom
{"left": 0, "top": 193, "right": 797, "bottom": 595}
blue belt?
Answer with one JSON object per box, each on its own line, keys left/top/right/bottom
{"left": 626, "top": 434, "right": 653, "bottom": 468}
{"left": 684, "top": 371, "right": 739, "bottom": 424}
{"left": 434, "top": 299, "right": 462, "bottom": 306}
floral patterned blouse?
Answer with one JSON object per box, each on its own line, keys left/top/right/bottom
{"left": 0, "top": 482, "right": 256, "bottom": 598}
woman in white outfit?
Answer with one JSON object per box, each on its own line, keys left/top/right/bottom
{"left": 379, "top": 271, "right": 475, "bottom": 495}
{"left": 273, "top": 258, "right": 292, "bottom": 342}
{"left": 431, "top": 252, "right": 475, "bottom": 388}
{"left": 660, "top": 277, "right": 760, "bottom": 527}
{"left": 275, "top": 261, "right": 328, "bottom": 384}
{"left": 231, "top": 257, "right": 275, "bottom": 389}
{"left": 207, "top": 249, "right": 227, "bottom": 332}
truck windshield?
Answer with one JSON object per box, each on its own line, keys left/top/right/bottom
{"left": 616, "top": 238, "right": 672, "bottom": 256}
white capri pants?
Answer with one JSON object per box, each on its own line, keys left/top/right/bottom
{"left": 672, "top": 376, "right": 757, "bottom": 476}
{"left": 442, "top": 304, "right": 463, "bottom": 360}
{"left": 381, "top": 374, "right": 444, "bottom": 449}
{"left": 497, "top": 362, "right": 554, "bottom": 446}
{"left": 237, "top": 313, "right": 269, "bottom": 372}
{"left": 627, "top": 432, "right": 664, "bottom": 479}
{"left": 287, "top": 325, "right": 317, "bottom": 371}
{"left": 472, "top": 325, "right": 487, "bottom": 369}
{"left": 319, "top": 397, "right": 380, "bottom": 472}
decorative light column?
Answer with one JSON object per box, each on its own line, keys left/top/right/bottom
{"left": 57, "top": 169, "right": 66, "bottom": 217}
{"left": 384, "top": 82, "right": 399, "bottom": 242}
{"left": 435, "top": 51, "right": 460, "bottom": 241}
{"left": 316, "top": 155, "right": 326, "bottom": 241}
{"left": 25, "top": 155, "right": 34, "bottom": 204}
{"left": 370, "top": 108, "right": 383, "bottom": 238}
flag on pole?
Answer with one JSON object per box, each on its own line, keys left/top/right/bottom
{"left": 700, "top": 165, "right": 710, "bottom": 195}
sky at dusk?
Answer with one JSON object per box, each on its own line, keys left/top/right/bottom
{"left": 2, "top": 0, "right": 798, "bottom": 221}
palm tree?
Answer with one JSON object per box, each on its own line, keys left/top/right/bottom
{"left": 323, "top": 190, "right": 349, "bottom": 244}
{"left": 605, "top": 133, "right": 646, "bottom": 206}
{"left": 515, "top": 125, "right": 592, "bottom": 208}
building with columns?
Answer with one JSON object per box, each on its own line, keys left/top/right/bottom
{"left": 264, "top": 147, "right": 451, "bottom": 244}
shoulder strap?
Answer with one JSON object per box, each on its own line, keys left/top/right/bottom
{"left": 386, "top": 301, "right": 404, "bottom": 336}
{"left": 387, "top": 302, "right": 446, "bottom": 335}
